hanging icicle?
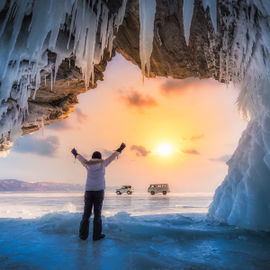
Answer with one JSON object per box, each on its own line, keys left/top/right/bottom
{"left": 182, "top": 0, "right": 195, "bottom": 45}
{"left": 0, "top": 0, "right": 127, "bottom": 150}
{"left": 202, "top": 0, "right": 217, "bottom": 33}
{"left": 139, "top": 0, "right": 156, "bottom": 81}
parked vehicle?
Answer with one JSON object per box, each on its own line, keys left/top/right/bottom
{"left": 116, "top": 185, "right": 134, "bottom": 195}
{"left": 147, "top": 184, "right": 170, "bottom": 195}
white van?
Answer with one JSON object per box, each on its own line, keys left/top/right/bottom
{"left": 147, "top": 184, "right": 170, "bottom": 195}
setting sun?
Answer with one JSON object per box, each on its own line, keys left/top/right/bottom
{"left": 156, "top": 143, "right": 173, "bottom": 156}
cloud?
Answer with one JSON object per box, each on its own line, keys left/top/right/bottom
{"left": 182, "top": 134, "right": 204, "bottom": 141}
{"left": 209, "top": 154, "right": 231, "bottom": 163}
{"left": 130, "top": 145, "right": 151, "bottom": 157}
{"left": 47, "top": 120, "right": 71, "bottom": 130}
{"left": 160, "top": 78, "right": 217, "bottom": 95}
{"left": 13, "top": 135, "right": 59, "bottom": 156}
{"left": 120, "top": 89, "right": 157, "bottom": 109}
{"left": 75, "top": 108, "right": 88, "bottom": 123}
{"left": 181, "top": 148, "right": 200, "bottom": 155}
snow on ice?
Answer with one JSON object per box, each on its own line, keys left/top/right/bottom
{"left": 0, "top": 211, "right": 269, "bottom": 269}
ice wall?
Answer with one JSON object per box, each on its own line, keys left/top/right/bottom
{"left": 0, "top": 0, "right": 127, "bottom": 150}
{"left": 139, "top": 0, "right": 156, "bottom": 80}
{"left": 208, "top": 0, "right": 270, "bottom": 231}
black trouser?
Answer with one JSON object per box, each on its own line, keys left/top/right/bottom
{"left": 79, "top": 190, "right": 104, "bottom": 240}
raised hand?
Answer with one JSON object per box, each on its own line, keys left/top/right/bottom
{"left": 116, "top": 143, "right": 126, "bottom": 153}
{"left": 71, "top": 148, "right": 78, "bottom": 157}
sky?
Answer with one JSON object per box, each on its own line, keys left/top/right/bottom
{"left": 0, "top": 54, "right": 247, "bottom": 193}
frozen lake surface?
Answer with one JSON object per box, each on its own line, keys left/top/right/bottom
{"left": 0, "top": 192, "right": 269, "bottom": 269}
{"left": 0, "top": 192, "right": 212, "bottom": 218}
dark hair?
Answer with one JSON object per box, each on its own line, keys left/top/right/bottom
{"left": 92, "top": 151, "right": 102, "bottom": 159}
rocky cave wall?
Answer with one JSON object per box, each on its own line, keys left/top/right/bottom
{"left": 0, "top": 0, "right": 220, "bottom": 152}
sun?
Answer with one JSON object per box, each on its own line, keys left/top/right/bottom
{"left": 156, "top": 143, "right": 173, "bottom": 156}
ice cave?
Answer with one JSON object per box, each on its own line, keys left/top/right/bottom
{"left": 0, "top": 0, "right": 270, "bottom": 232}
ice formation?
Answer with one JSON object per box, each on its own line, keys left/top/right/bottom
{"left": 0, "top": 0, "right": 127, "bottom": 150}
{"left": 139, "top": 0, "right": 156, "bottom": 80}
{"left": 182, "top": 0, "right": 195, "bottom": 45}
{"left": 202, "top": 0, "right": 217, "bottom": 33}
{"left": 208, "top": 0, "right": 270, "bottom": 231}
{"left": 1, "top": 0, "right": 270, "bottom": 232}
{"left": 182, "top": 0, "right": 216, "bottom": 44}
{"left": 0, "top": 211, "right": 270, "bottom": 269}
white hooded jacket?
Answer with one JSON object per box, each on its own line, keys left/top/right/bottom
{"left": 77, "top": 151, "right": 120, "bottom": 191}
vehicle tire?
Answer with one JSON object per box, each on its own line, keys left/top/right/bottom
{"left": 116, "top": 191, "right": 122, "bottom": 195}
{"left": 151, "top": 191, "right": 155, "bottom": 195}
{"left": 162, "top": 191, "right": 167, "bottom": 195}
{"left": 127, "top": 191, "right": 132, "bottom": 195}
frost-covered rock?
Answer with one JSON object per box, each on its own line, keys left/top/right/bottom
{"left": 0, "top": 0, "right": 127, "bottom": 150}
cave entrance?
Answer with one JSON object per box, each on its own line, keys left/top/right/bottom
{"left": 2, "top": 54, "right": 247, "bottom": 194}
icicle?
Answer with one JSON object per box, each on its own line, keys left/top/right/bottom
{"left": 202, "top": 0, "right": 217, "bottom": 33}
{"left": 115, "top": 0, "right": 127, "bottom": 31}
{"left": 182, "top": 0, "right": 195, "bottom": 45}
{"left": 32, "top": 72, "right": 40, "bottom": 100}
{"left": 41, "top": 117, "right": 44, "bottom": 137}
{"left": 0, "top": 0, "right": 127, "bottom": 151}
{"left": 50, "top": 69, "right": 53, "bottom": 92}
{"left": 209, "top": 0, "right": 270, "bottom": 231}
{"left": 139, "top": 0, "right": 156, "bottom": 81}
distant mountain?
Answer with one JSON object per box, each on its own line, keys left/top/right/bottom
{"left": 0, "top": 179, "right": 84, "bottom": 192}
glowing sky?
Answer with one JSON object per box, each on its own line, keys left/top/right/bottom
{"left": 0, "top": 54, "right": 247, "bottom": 192}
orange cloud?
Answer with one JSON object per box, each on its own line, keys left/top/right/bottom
{"left": 182, "top": 134, "right": 204, "bottom": 141}
{"left": 75, "top": 108, "right": 88, "bottom": 123}
{"left": 120, "top": 89, "right": 158, "bottom": 109}
{"left": 130, "top": 145, "right": 151, "bottom": 157}
{"left": 181, "top": 148, "right": 200, "bottom": 155}
{"left": 160, "top": 78, "right": 218, "bottom": 95}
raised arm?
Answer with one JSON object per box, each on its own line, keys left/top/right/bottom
{"left": 77, "top": 154, "right": 88, "bottom": 168}
{"left": 103, "top": 143, "right": 126, "bottom": 167}
{"left": 103, "top": 151, "right": 120, "bottom": 167}
{"left": 71, "top": 148, "right": 88, "bottom": 168}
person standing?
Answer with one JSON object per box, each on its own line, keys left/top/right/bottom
{"left": 71, "top": 143, "right": 126, "bottom": 241}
